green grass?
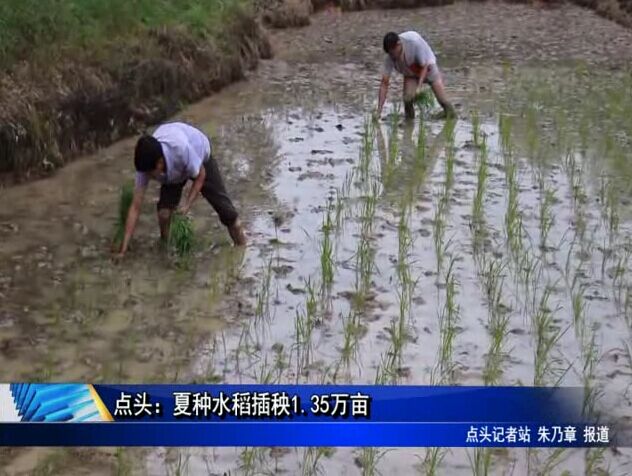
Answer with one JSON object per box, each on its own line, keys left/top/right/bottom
{"left": 113, "top": 181, "right": 134, "bottom": 248}
{"left": 0, "top": 0, "right": 252, "bottom": 68}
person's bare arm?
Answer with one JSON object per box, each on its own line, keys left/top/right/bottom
{"left": 417, "top": 64, "right": 429, "bottom": 85}
{"left": 377, "top": 75, "right": 390, "bottom": 117}
{"left": 179, "top": 164, "right": 206, "bottom": 214}
{"left": 116, "top": 185, "right": 146, "bottom": 257}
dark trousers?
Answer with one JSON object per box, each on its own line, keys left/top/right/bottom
{"left": 156, "top": 155, "right": 238, "bottom": 227}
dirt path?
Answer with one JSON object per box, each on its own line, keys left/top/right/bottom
{"left": 1, "top": 2, "right": 632, "bottom": 475}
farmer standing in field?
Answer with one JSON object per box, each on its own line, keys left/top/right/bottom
{"left": 376, "top": 31, "right": 456, "bottom": 120}
{"left": 115, "top": 121, "right": 246, "bottom": 258}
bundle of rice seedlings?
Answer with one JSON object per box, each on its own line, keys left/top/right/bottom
{"left": 112, "top": 181, "right": 134, "bottom": 249}
{"left": 169, "top": 214, "right": 195, "bottom": 257}
{"left": 415, "top": 89, "right": 435, "bottom": 111}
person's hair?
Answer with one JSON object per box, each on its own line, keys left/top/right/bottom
{"left": 383, "top": 32, "right": 399, "bottom": 53}
{"left": 134, "top": 135, "right": 163, "bottom": 172}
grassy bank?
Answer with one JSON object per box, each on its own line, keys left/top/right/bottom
{"left": 0, "top": 0, "right": 271, "bottom": 182}
{"left": 0, "top": 0, "right": 256, "bottom": 68}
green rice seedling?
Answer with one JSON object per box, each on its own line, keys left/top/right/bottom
{"left": 398, "top": 201, "right": 414, "bottom": 284}
{"left": 416, "top": 116, "right": 427, "bottom": 163}
{"left": 471, "top": 110, "right": 481, "bottom": 149}
{"left": 112, "top": 181, "right": 134, "bottom": 249}
{"left": 415, "top": 89, "right": 435, "bottom": 113}
{"left": 357, "top": 448, "right": 388, "bottom": 476}
{"left": 165, "top": 451, "right": 190, "bottom": 476}
{"left": 239, "top": 447, "right": 265, "bottom": 476}
{"left": 525, "top": 105, "right": 539, "bottom": 163}
{"left": 305, "top": 278, "right": 318, "bottom": 326}
{"left": 504, "top": 159, "right": 520, "bottom": 250}
{"left": 445, "top": 147, "right": 455, "bottom": 192}
{"left": 623, "top": 284, "right": 632, "bottom": 327}
{"left": 115, "top": 448, "right": 132, "bottom": 476}
{"left": 468, "top": 448, "right": 492, "bottom": 476}
{"left": 302, "top": 447, "right": 332, "bottom": 476}
{"left": 472, "top": 136, "right": 489, "bottom": 248}
{"left": 612, "top": 242, "right": 632, "bottom": 311}
{"left": 580, "top": 323, "right": 603, "bottom": 422}
{"left": 255, "top": 254, "right": 274, "bottom": 323}
{"left": 420, "top": 448, "right": 446, "bottom": 476}
{"left": 387, "top": 109, "right": 400, "bottom": 167}
{"left": 438, "top": 254, "right": 460, "bottom": 372}
{"left": 383, "top": 129, "right": 402, "bottom": 191}
{"left": 360, "top": 177, "right": 380, "bottom": 235}
{"left": 388, "top": 309, "right": 407, "bottom": 365}
{"left": 443, "top": 119, "right": 457, "bottom": 191}
{"left": 498, "top": 113, "right": 513, "bottom": 160}
{"left": 539, "top": 187, "right": 555, "bottom": 252}
{"left": 295, "top": 280, "right": 318, "bottom": 376}
{"left": 482, "top": 259, "right": 511, "bottom": 385}
{"left": 342, "top": 169, "right": 355, "bottom": 201}
{"left": 537, "top": 448, "right": 570, "bottom": 476}
{"left": 433, "top": 203, "right": 448, "bottom": 275}
{"left": 605, "top": 181, "right": 620, "bottom": 242}
{"left": 571, "top": 165, "right": 588, "bottom": 209}
{"left": 585, "top": 448, "right": 608, "bottom": 476}
{"left": 320, "top": 207, "right": 335, "bottom": 292}
{"left": 375, "top": 350, "right": 397, "bottom": 385}
{"left": 571, "top": 283, "right": 587, "bottom": 339}
{"left": 355, "top": 234, "right": 376, "bottom": 304}
{"left": 359, "top": 117, "right": 376, "bottom": 180}
{"left": 334, "top": 189, "right": 345, "bottom": 232}
{"left": 532, "top": 286, "right": 567, "bottom": 386}
{"left": 340, "top": 310, "right": 361, "bottom": 366}
{"left": 519, "top": 250, "right": 543, "bottom": 315}
{"left": 169, "top": 214, "right": 195, "bottom": 258}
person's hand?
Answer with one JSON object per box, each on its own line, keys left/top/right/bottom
{"left": 177, "top": 204, "right": 191, "bottom": 216}
{"left": 372, "top": 109, "right": 381, "bottom": 122}
{"left": 112, "top": 250, "right": 126, "bottom": 263}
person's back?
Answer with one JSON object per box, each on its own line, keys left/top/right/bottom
{"left": 397, "top": 31, "right": 436, "bottom": 74}
{"left": 154, "top": 122, "right": 211, "bottom": 165}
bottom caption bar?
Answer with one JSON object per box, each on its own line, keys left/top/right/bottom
{"left": 0, "top": 384, "right": 627, "bottom": 447}
{"left": 0, "top": 422, "right": 619, "bottom": 447}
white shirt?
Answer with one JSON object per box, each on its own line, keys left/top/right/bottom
{"left": 383, "top": 31, "right": 436, "bottom": 78}
{"left": 135, "top": 122, "right": 211, "bottom": 187}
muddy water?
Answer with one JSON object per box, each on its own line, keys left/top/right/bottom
{"left": 3, "top": 3, "right": 632, "bottom": 475}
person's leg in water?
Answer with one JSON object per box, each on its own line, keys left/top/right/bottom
{"left": 403, "top": 76, "right": 419, "bottom": 120}
{"left": 157, "top": 181, "right": 187, "bottom": 245}
{"left": 426, "top": 65, "right": 456, "bottom": 119}
{"left": 200, "top": 154, "right": 247, "bottom": 246}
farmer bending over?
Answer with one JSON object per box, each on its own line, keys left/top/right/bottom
{"left": 115, "top": 121, "right": 246, "bottom": 258}
{"left": 376, "top": 31, "right": 456, "bottom": 120}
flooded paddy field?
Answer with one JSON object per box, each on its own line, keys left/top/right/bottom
{"left": 1, "top": 2, "right": 632, "bottom": 475}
